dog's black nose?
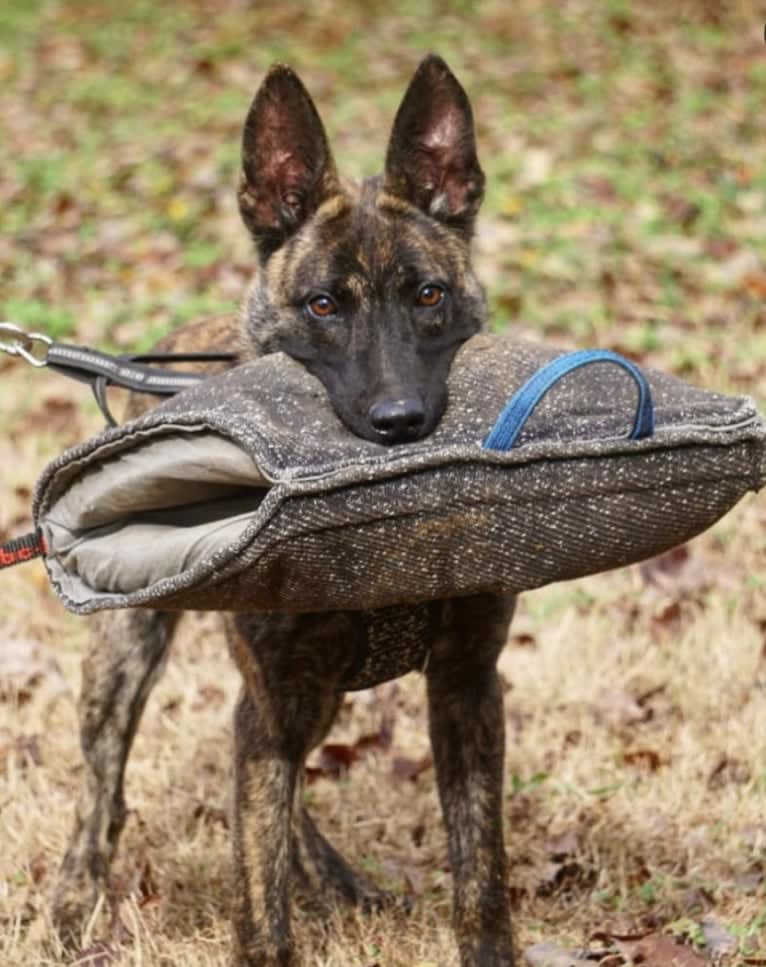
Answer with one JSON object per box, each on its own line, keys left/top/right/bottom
{"left": 368, "top": 397, "right": 426, "bottom": 442}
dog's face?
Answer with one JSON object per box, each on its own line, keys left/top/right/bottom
{"left": 238, "top": 55, "right": 487, "bottom": 444}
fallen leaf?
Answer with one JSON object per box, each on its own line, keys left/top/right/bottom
{"left": 510, "top": 632, "right": 537, "bottom": 648}
{"left": 354, "top": 718, "right": 394, "bottom": 754}
{"left": 411, "top": 823, "right": 425, "bottom": 848}
{"left": 651, "top": 600, "right": 683, "bottom": 637}
{"left": 661, "top": 194, "right": 701, "bottom": 229}
{"left": 508, "top": 883, "right": 530, "bottom": 909}
{"left": 644, "top": 545, "right": 688, "bottom": 586}
{"left": 704, "top": 237, "right": 739, "bottom": 260}
{"left": 317, "top": 743, "right": 359, "bottom": 777}
{"left": 391, "top": 755, "right": 432, "bottom": 783}
{"left": 622, "top": 748, "right": 662, "bottom": 772}
{"left": 614, "top": 932, "right": 705, "bottom": 966}
{"left": 635, "top": 683, "right": 668, "bottom": 707}
{"left": 306, "top": 722, "right": 394, "bottom": 783}
{"left": 29, "top": 853, "right": 46, "bottom": 886}
{"left": 580, "top": 175, "right": 618, "bottom": 202}
{"left": 708, "top": 756, "right": 750, "bottom": 789}
{"left": 743, "top": 272, "right": 766, "bottom": 299}
{"left": 639, "top": 547, "right": 713, "bottom": 596}
{"left": 161, "top": 697, "right": 181, "bottom": 717}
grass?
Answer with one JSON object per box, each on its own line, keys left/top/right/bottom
{"left": 1, "top": 1, "right": 765, "bottom": 964}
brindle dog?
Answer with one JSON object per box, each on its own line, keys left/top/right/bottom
{"left": 51, "top": 56, "right": 517, "bottom": 966}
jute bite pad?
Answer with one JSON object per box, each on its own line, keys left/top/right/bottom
{"left": 34, "top": 334, "right": 766, "bottom": 618}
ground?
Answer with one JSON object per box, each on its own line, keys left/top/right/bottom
{"left": 1, "top": 1, "right": 765, "bottom": 965}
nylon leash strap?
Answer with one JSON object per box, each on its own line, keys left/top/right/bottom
{"left": 0, "top": 530, "right": 47, "bottom": 570}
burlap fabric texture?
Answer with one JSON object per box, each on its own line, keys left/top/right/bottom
{"left": 35, "top": 334, "right": 765, "bottom": 624}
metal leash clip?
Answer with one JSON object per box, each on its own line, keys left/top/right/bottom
{"left": 0, "top": 322, "right": 52, "bottom": 367}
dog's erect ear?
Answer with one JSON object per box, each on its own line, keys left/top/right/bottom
{"left": 383, "top": 55, "right": 484, "bottom": 235}
{"left": 238, "top": 65, "right": 341, "bottom": 258}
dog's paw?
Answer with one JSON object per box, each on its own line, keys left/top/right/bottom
{"left": 49, "top": 876, "right": 102, "bottom": 950}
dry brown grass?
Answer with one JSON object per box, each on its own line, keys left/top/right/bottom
{"left": 0, "top": 369, "right": 764, "bottom": 966}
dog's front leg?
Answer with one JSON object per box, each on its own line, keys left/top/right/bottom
{"left": 231, "top": 690, "right": 304, "bottom": 967}
{"left": 51, "top": 609, "right": 178, "bottom": 945}
{"left": 426, "top": 594, "right": 516, "bottom": 967}
{"left": 226, "top": 613, "right": 350, "bottom": 967}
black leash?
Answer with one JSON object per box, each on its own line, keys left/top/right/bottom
{"left": 0, "top": 322, "right": 236, "bottom": 425}
{"left": 0, "top": 321, "right": 237, "bottom": 567}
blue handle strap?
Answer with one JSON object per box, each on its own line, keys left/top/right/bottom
{"left": 482, "top": 349, "right": 655, "bottom": 451}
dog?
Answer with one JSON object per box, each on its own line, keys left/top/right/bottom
{"left": 50, "top": 55, "right": 517, "bottom": 966}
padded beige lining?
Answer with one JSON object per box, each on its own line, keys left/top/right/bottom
{"left": 44, "top": 433, "right": 269, "bottom": 595}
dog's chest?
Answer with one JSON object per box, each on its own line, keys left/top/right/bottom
{"left": 343, "top": 602, "right": 435, "bottom": 690}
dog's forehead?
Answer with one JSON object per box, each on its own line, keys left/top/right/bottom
{"left": 299, "top": 180, "right": 471, "bottom": 284}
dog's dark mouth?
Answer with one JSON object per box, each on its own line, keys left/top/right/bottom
{"left": 372, "top": 426, "right": 427, "bottom": 445}
{"left": 345, "top": 420, "right": 434, "bottom": 446}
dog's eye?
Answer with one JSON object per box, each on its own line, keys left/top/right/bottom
{"left": 416, "top": 284, "right": 445, "bottom": 308}
{"left": 306, "top": 294, "right": 338, "bottom": 320}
